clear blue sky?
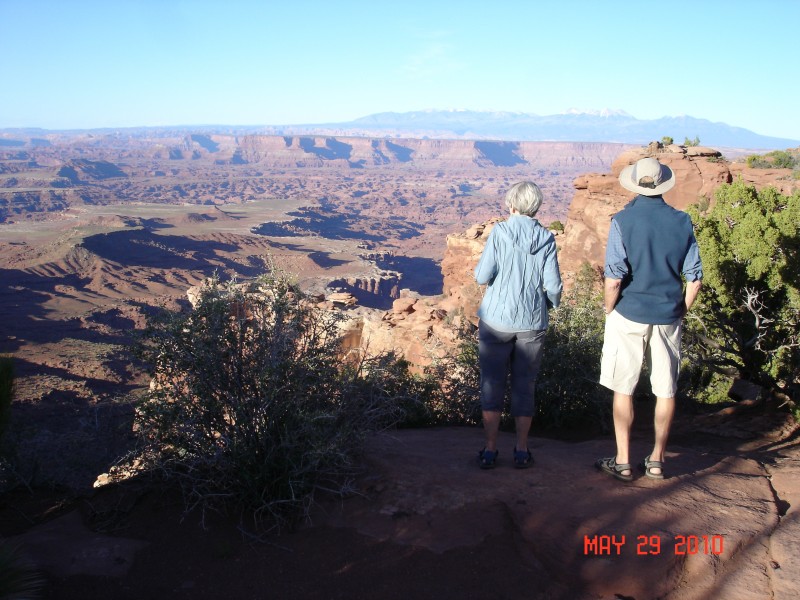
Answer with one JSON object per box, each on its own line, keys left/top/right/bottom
{"left": 2, "top": 0, "right": 799, "bottom": 140}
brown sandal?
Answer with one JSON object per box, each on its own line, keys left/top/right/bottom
{"left": 595, "top": 456, "right": 633, "bottom": 482}
{"left": 640, "top": 455, "right": 665, "bottom": 480}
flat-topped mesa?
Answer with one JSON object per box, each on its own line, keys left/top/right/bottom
{"left": 221, "top": 135, "right": 631, "bottom": 170}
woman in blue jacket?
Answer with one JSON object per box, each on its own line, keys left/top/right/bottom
{"left": 474, "top": 181, "right": 563, "bottom": 468}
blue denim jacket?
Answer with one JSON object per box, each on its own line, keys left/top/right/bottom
{"left": 474, "top": 215, "right": 562, "bottom": 331}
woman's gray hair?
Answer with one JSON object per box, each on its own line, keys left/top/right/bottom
{"left": 504, "top": 181, "right": 543, "bottom": 217}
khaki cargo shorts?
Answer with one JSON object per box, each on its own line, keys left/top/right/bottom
{"left": 599, "top": 310, "right": 682, "bottom": 398}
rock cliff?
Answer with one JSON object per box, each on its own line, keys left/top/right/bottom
{"left": 557, "top": 143, "right": 727, "bottom": 282}
{"left": 558, "top": 142, "right": 800, "bottom": 281}
{"left": 330, "top": 219, "right": 502, "bottom": 371}
{"left": 345, "top": 143, "right": 800, "bottom": 370}
{"left": 179, "top": 142, "right": 798, "bottom": 374}
{"left": 233, "top": 135, "right": 630, "bottom": 170}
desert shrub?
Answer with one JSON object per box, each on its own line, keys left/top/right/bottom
{"left": 746, "top": 153, "right": 772, "bottom": 168}
{"left": 769, "top": 151, "right": 796, "bottom": 169}
{"left": 352, "top": 351, "right": 442, "bottom": 430}
{"left": 424, "top": 262, "right": 609, "bottom": 432}
{"left": 746, "top": 150, "right": 799, "bottom": 170}
{"left": 536, "top": 262, "right": 609, "bottom": 430}
{"left": 125, "top": 271, "right": 415, "bottom": 529}
{"left": 0, "top": 543, "right": 44, "bottom": 600}
{"left": 678, "top": 360, "right": 736, "bottom": 406}
{"left": 684, "top": 136, "right": 701, "bottom": 147}
{"left": 417, "top": 322, "right": 482, "bottom": 427}
{"left": 0, "top": 356, "right": 13, "bottom": 439}
{"left": 661, "top": 136, "right": 674, "bottom": 146}
{"left": 683, "top": 180, "right": 800, "bottom": 408}
{"left": 548, "top": 220, "right": 565, "bottom": 233}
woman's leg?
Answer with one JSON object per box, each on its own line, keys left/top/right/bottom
{"left": 478, "top": 321, "right": 514, "bottom": 451}
{"left": 509, "top": 329, "right": 545, "bottom": 451}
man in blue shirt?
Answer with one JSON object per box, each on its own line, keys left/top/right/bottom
{"left": 596, "top": 157, "right": 703, "bottom": 481}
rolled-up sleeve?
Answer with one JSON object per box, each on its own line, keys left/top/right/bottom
{"left": 603, "top": 219, "right": 629, "bottom": 279}
{"left": 682, "top": 235, "right": 703, "bottom": 281}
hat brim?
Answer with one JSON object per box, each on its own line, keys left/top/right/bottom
{"left": 618, "top": 163, "right": 676, "bottom": 196}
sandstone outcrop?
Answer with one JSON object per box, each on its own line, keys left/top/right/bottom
{"left": 340, "top": 142, "right": 800, "bottom": 373}
{"left": 330, "top": 218, "right": 504, "bottom": 370}
{"left": 558, "top": 142, "right": 800, "bottom": 281}
{"left": 729, "top": 161, "right": 800, "bottom": 196}
{"left": 328, "top": 272, "right": 402, "bottom": 303}
{"left": 439, "top": 218, "right": 502, "bottom": 320}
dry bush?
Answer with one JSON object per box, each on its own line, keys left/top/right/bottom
{"left": 124, "top": 271, "right": 416, "bottom": 530}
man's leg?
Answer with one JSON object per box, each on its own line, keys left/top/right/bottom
{"left": 646, "top": 318, "right": 681, "bottom": 475}
{"left": 612, "top": 391, "right": 634, "bottom": 476}
{"left": 600, "top": 311, "right": 644, "bottom": 476}
{"left": 648, "top": 396, "right": 675, "bottom": 475}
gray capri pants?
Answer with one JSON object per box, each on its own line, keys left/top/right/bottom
{"left": 478, "top": 320, "right": 546, "bottom": 417}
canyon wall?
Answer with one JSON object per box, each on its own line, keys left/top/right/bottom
{"left": 235, "top": 135, "right": 629, "bottom": 170}
{"left": 344, "top": 143, "right": 800, "bottom": 369}
{"left": 558, "top": 142, "right": 800, "bottom": 281}
{"left": 0, "top": 134, "right": 631, "bottom": 226}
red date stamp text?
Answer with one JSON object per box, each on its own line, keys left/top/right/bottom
{"left": 583, "top": 534, "right": 724, "bottom": 556}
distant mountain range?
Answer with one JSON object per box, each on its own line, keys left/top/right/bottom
{"left": 302, "top": 109, "right": 798, "bottom": 150}
{"left": 2, "top": 109, "right": 797, "bottom": 151}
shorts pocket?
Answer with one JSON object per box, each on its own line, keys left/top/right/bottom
{"left": 600, "top": 344, "right": 618, "bottom": 382}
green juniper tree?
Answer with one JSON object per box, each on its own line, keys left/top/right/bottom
{"left": 684, "top": 179, "right": 800, "bottom": 408}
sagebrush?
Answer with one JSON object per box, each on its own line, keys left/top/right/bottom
{"left": 125, "top": 271, "right": 423, "bottom": 529}
{"left": 0, "top": 355, "right": 14, "bottom": 439}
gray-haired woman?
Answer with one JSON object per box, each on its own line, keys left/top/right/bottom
{"left": 473, "top": 181, "right": 563, "bottom": 469}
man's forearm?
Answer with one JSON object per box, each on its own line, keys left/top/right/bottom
{"left": 604, "top": 278, "right": 621, "bottom": 314}
{"left": 684, "top": 279, "right": 702, "bottom": 313}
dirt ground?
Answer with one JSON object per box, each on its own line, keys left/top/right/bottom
{"left": 3, "top": 483, "right": 543, "bottom": 600}
{"left": 3, "top": 409, "right": 800, "bottom": 600}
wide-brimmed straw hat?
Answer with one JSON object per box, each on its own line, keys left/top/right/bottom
{"left": 618, "top": 157, "right": 675, "bottom": 196}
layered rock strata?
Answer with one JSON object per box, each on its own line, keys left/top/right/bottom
{"left": 558, "top": 142, "right": 799, "bottom": 282}
{"left": 341, "top": 143, "right": 800, "bottom": 371}
{"left": 184, "top": 143, "right": 799, "bottom": 372}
